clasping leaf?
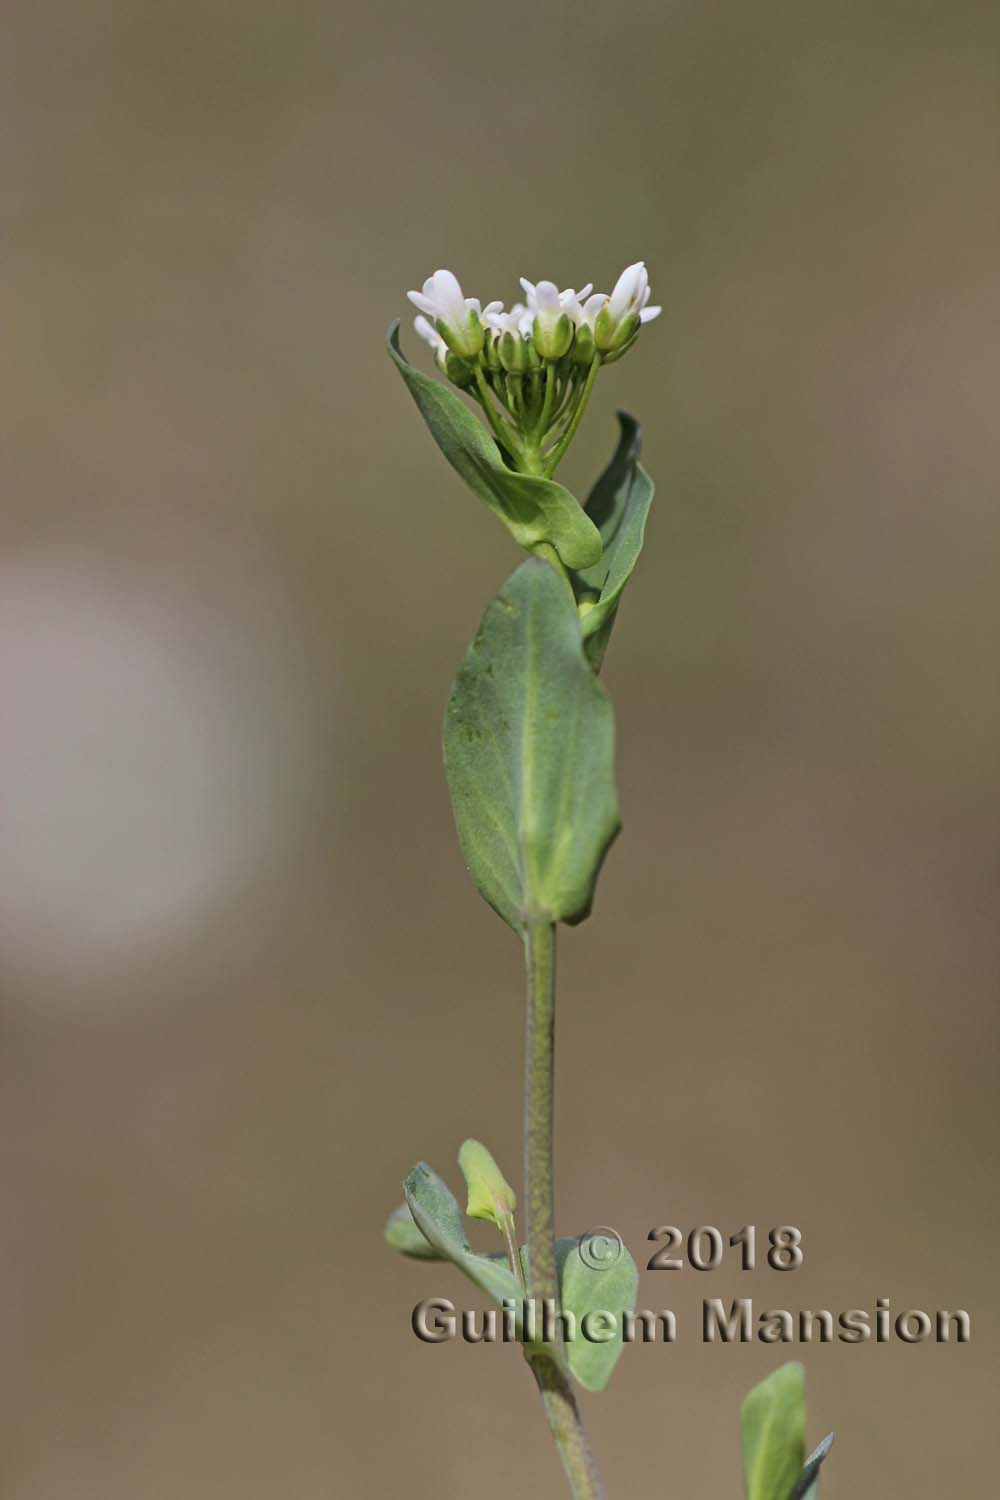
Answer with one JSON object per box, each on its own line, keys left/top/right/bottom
{"left": 571, "top": 412, "right": 655, "bottom": 670}
{"left": 555, "top": 1235, "right": 638, "bottom": 1393}
{"left": 444, "top": 558, "right": 620, "bottom": 933}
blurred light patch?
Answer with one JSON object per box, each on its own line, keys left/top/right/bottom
{"left": 0, "top": 552, "right": 317, "bottom": 995}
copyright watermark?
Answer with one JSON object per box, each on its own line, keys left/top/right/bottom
{"left": 578, "top": 1227, "right": 624, "bottom": 1271}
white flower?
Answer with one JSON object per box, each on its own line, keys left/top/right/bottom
{"left": 406, "top": 269, "right": 485, "bottom": 358}
{"left": 519, "top": 277, "right": 593, "bottom": 310}
{"left": 484, "top": 302, "right": 533, "bottom": 339}
{"left": 518, "top": 278, "right": 573, "bottom": 359}
{"left": 563, "top": 290, "right": 606, "bottom": 330}
{"left": 609, "top": 261, "right": 661, "bottom": 326}
{"left": 591, "top": 261, "right": 661, "bottom": 352}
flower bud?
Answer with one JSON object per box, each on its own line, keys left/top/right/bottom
{"left": 533, "top": 310, "right": 573, "bottom": 361}
{"left": 482, "top": 330, "right": 502, "bottom": 373}
{"left": 571, "top": 323, "right": 596, "bottom": 366}
{"left": 499, "top": 330, "right": 531, "bottom": 374}
{"left": 458, "top": 1139, "right": 517, "bottom": 1227}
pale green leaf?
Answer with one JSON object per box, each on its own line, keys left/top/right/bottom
{"left": 741, "top": 1363, "right": 807, "bottom": 1500}
{"left": 444, "top": 558, "right": 621, "bottom": 933}
{"left": 556, "top": 1235, "right": 638, "bottom": 1393}
{"left": 403, "top": 1162, "right": 522, "bottom": 1309}
{"left": 384, "top": 1201, "right": 446, "bottom": 1260}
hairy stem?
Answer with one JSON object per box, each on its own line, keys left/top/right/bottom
{"left": 523, "top": 921, "right": 606, "bottom": 1500}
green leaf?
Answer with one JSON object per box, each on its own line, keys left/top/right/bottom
{"left": 384, "top": 1201, "right": 447, "bottom": 1260}
{"left": 444, "top": 558, "right": 621, "bottom": 933}
{"left": 403, "top": 1162, "right": 522, "bottom": 1309}
{"left": 555, "top": 1236, "right": 638, "bottom": 1393}
{"left": 571, "top": 412, "right": 655, "bottom": 670}
{"left": 741, "top": 1363, "right": 807, "bottom": 1500}
{"left": 789, "top": 1433, "right": 834, "bottom": 1500}
{"left": 387, "top": 323, "right": 602, "bottom": 570}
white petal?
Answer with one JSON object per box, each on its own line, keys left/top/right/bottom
{"left": 519, "top": 276, "right": 536, "bottom": 298}
{"left": 577, "top": 283, "right": 594, "bottom": 301}
{"left": 639, "top": 305, "right": 662, "bottom": 323}
{"left": 609, "top": 261, "right": 646, "bottom": 322}
{"left": 534, "top": 280, "right": 561, "bottom": 313}
{"left": 407, "top": 289, "right": 436, "bottom": 316}
{"left": 431, "top": 269, "right": 467, "bottom": 326}
{"left": 413, "top": 314, "right": 441, "bottom": 346}
{"left": 483, "top": 300, "right": 504, "bottom": 316}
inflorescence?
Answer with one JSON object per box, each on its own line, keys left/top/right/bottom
{"left": 406, "top": 264, "right": 661, "bottom": 477}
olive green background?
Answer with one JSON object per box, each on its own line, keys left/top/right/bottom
{"left": 3, "top": 2, "right": 998, "bottom": 1496}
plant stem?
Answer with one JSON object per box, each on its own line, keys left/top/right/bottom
{"left": 472, "top": 365, "right": 525, "bottom": 464}
{"left": 544, "top": 354, "right": 602, "bottom": 476}
{"left": 529, "top": 1353, "right": 606, "bottom": 1500}
{"left": 535, "top": 360, "right": 558, "bottom": 441}
{"left": 523, "top": 921, "right": 606, "bottom": 1500}
{"left": 530, "top": 540, "right": 577, "bottom": 606}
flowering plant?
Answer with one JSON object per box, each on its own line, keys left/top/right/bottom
{"left": 383, "top": 264, "right": 834, "bottom": 1500}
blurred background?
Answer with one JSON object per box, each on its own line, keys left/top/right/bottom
{"left": 2, "top": 1, "right": 998, "bottom": 1495}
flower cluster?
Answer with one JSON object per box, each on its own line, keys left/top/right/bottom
{"left": 406, "top": 264, "right": 660, "bottom": 477}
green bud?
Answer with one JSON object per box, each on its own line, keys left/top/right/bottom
{"left": 533, "top": 311, "right": 573, "bottom": 361}
{"left": 482, "top": 331, "right": 502, "bottom": 373}
{"left": 593, "top": 303, "right": 614, "bottom": 351}
{"left": 499, "top": 330, "right": 530, "bottom": 374}
{"left": 571, "top": 323, "right": 596, "bottom": 366}
{"left": 458, "top": 1139, "right": 517, "bottom": 1227}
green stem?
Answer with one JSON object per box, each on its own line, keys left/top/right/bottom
{"left": 472, "top": 365, "right": 525, "bottom": 463}
{"left": 502, "top": 1213, "right": 526, "bottom": 1292}
{"left": 544, "top": 354, "right": 602, "bottom": 476}
{"left": 530, "top": 539, "right": 577, "bottom": 608}
{"left": 535, "top": 360, "right": 558, "bottom": 441}
{"left": 523, "top": 921, "right": 606, "bottom": 1500}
